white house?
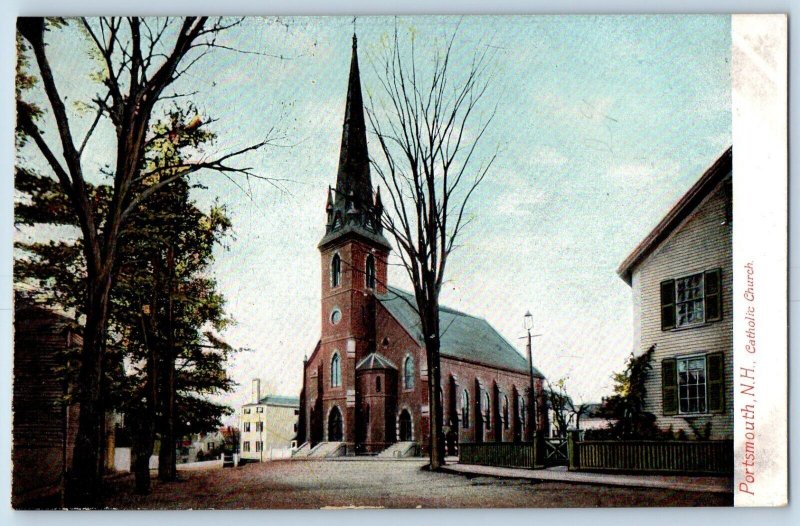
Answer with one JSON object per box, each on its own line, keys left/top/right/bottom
{"left": 617, "top": 147, "right": 732, "bottom": 440}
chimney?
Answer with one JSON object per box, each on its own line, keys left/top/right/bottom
{"left": 252, "top": 378, "right": 261, "bottom": 404}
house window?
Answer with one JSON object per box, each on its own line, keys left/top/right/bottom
{"left": 243, "top": 422, "right": 251, "bottom": 432}
{"left": 208, "top": 442, "right": 214, "bottom": 451}
{"left": 243, "top": 408, "right": 251, "bottom": 414}
{"left": 243, "top": 441, "right": 250, "bottom": 452}
{"left": 660, "top": 269, "right": 722, "bottom": 330}
{"left": 461, "top": 390, "right": 470, "bottom": 429}
{"left": 331, "top": 253, "right": 342, "bottom": 287}
{"left": 256, "top": 422, "right": 264, "bottom": 432}
{"left": 678, "top": 355, "right": 707, "bottom": 414}
{"left": 365, "top": 254, "right": 376, "bottom": 289}
{"left": 675, "top": 273, "right": 704, "bottom": 327}
{"left": 256, "top": 407, "right": 264, "bottom": 413}
{"left": 331, "top": 352, "right": 342, "bottom": 387}
{"left": 255, "top": 441, "right": 263, "bottom": 452}
{"left": 403, "top": 356, "right": 414, "bottom": 389}
{"left": 502, "top": 395, "right": 510, "bottom": 430}
{"left": 376, "top": 376, "right": 382, "bottom": 392}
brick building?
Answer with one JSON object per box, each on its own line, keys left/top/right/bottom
{"left": 12, "top": 293, "right": 82, "bottom": 508}
{"left": 297, "top": 35, "right": 547, "bottom": 456}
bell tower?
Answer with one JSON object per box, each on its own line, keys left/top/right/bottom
{"left": 316, "top": 34, "right": 391, "bottom": 444}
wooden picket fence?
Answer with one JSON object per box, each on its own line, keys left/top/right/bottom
{"left": 459, "top": 442, "right": 537, "bottom": 469}
{"left": 570, "top": 437, "right": 733, "bottom": 475}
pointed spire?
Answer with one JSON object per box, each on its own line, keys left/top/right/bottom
{"left": 334, "top": 31, "right": 371, "bottom": 212}
{"left": 318, "top": 33, "right": 391, "bottom": 252}
{"left": 374, "top": 186, "right": 383, "bottom": 218}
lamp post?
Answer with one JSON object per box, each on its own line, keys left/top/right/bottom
{"left": 523, "top": 311, "right": 537, "bottom": 441}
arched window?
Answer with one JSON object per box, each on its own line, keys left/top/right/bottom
{"left": 365, "top": 254, "right": 376, "bottom": 289}
{"left": 483, "top": 391, "right": 491, "bottom": 430}
{"left": 461, "top": 390, "right": 470, "bottom": 429}
{"left": 403, "top": 356, "right": 414, "bottom": 389}
{"left": 331, "top": 352, "right": 341, "bottom": 387}
{"left": 503, "top": 395, "right": 510, "bottom": 429}
{"left": 331, "top": 253, "right": 341, "bottom": 287}
{"left": 376, "top": 376, "right": 382, "bottom": 393}
{"left": 519, "top": 396, "right": 526, "bottom": 433}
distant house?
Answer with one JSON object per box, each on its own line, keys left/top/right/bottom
{"left": 576, "top": 403, "right": 615, "bottom": 432}
{"left": 544, "top": 387, "right": 575, "bottom": 437}
{"left": 617, "top": 147, "right": 732, "bottom": 440}
{"left": 12, "top": 294, "right": 81, "bottom": 508}
{"left": 239, "top": 379, "right": 300, "bottom": 461}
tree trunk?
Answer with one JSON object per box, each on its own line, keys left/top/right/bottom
{"left": 66, "top": 274, "right": 112, "bottom": 508}
{"left": 158, "top": 244, "right": 177, "bottom": 481}
{"left": 157, "top": 358, "right": 176, "bottom": 480}
{"left": 132, "top": 310, "right": 159, "bottom": 494}
{"left": 131, "top": 410, "right": 156, "bottom": 495}
{"left": 423, "top": 300, "right": 445, "bottom": 470}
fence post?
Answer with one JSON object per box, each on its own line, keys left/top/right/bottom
{"left": 567, "top": 430, "right": 580, "bottom": 471}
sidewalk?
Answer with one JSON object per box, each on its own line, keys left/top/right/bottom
{"left": 442, "top": 463, "right": 733, "bottom": 494}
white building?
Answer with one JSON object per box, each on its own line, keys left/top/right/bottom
{"left": 239, "top": 378, "right": 300, "bottom": 461}
{"left": 617, "top": 147, "right": 732, "bottom": 439}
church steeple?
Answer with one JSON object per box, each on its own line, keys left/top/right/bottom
{"left": 319, "top": 33, "right": 390, "bottom": 251}
{"left": 335, "top": 34, "right": 371, "bottom": 212}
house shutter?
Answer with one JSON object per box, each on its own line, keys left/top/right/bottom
{"left": 704, "top": 269, "right": 723, "bottom": 322}
{"left": 707, "top": 352, "right": 725, "bottom": 413}
{"left": 660, "top": 279, "right": 676, "bottom": 330}
{"left": 661, "top": 358, "right": 678, "bottom": 416}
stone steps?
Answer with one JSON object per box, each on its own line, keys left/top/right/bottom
{"left": 377, "top": 442, "right": 419, "bottom": 458}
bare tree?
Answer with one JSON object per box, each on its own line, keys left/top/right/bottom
{"left": 544, "top": 378, "right": 587, "bottom": 437}
{"left": 16, "top": 17, "right": 282, "bottom": 506}
{"left": 366, "top": 24, "right": 497, "bottom": 470}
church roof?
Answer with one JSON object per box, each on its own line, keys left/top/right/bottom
{"left": 356, "top": 352, "right": 397, "bottom": 371}
{"left": 377, "top": 287, "right": 544, "bottom": 378}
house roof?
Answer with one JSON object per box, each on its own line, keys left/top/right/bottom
{"left": 356, "top": 352, "right": 397, "bottom": 371}
{"left": 244, "top": 394, "right": 300, "bottom": 408}
{"left": 579, "top": 403, "right": 605, "bottom": 418}
{"left": 617, "top": 146, "right": 732, "bottom": 285}
{"left": 377, "top": 287, "right": 544, "bottom": 378}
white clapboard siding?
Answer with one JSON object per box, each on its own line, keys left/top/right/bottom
{"left": 631, "top": 173, "right": 733, "bottom": 439}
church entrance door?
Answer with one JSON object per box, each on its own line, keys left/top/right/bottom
{"left": 398, "top": 410, "right": 412, "bottom": 441}
{"left": 328, "top": 406, "right": 343, "bottom": 442}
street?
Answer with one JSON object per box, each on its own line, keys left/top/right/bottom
{"left": 104, "top": 459, "right": 732, "bottom": 509}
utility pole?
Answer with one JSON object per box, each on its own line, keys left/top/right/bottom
{"left": 523, "top": 311, "right": 542, "bottom": 441}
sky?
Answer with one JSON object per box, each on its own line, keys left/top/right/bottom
{"left": 14, "top": 15, "right": 732, "bottom": 419}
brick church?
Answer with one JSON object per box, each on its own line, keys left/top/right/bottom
{"left": 296, "top": 35, "right": 547, "bottom": 456}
